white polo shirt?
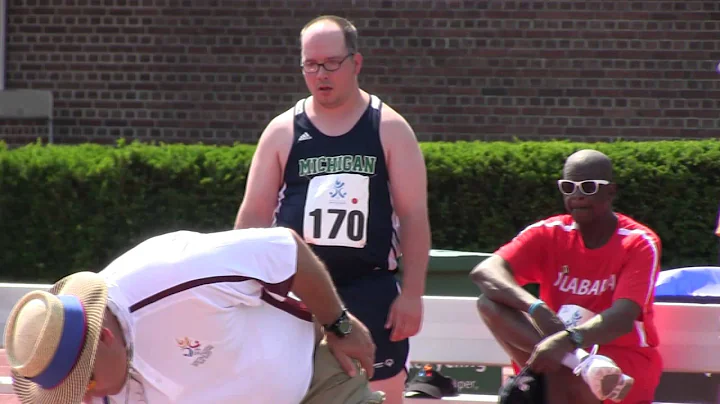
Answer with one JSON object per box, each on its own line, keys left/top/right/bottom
{"left": 96, "top": 227, "right": 316, "bottom": 404}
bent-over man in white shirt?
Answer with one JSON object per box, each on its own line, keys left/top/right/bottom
{"left": 3, "top": 227, "right": 385, "bottom": 404}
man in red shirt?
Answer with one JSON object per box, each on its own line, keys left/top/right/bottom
{"left": 470, "top": 149, "right": 663, "bottom": 403}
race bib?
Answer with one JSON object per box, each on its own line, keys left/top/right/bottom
{"left": 303, "top": 173, "right": 369, "bottom": 248}
{"left": 557, "top": 304, "right": 597, "bottom": 328}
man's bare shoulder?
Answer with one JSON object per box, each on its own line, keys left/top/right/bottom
{"left": 377, "top": 101, "right": 417, "bottom": 144}
{"left": 379, "top": 102, "right": 413, "bottom": 128}
{"left": 262, "top": 106, "right": 296, "bottom": 142}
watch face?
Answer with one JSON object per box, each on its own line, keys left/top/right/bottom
{"left": 338, "top": 319, "right": 352, "bottom": 334}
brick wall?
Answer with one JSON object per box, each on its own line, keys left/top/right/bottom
{"left": 3, "top": 0, "right": 719, "bottom": 145}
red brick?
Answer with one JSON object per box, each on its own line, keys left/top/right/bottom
{"left": 0, "top": 1, "right": 717, "bottom": 144}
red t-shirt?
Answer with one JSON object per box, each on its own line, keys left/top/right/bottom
{"left": 496, "top": 213, "right": 662, "bottom": 349}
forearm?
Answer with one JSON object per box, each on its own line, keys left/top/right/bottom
{"left": 398, "top": 213, "right": 431, "bottom": 297}
{"left": 290, "top": 233, "right": 345, "bottom": 325}
{"left": 471, "top": 259, "right": 538, "bottom": 313}
{"left": 531, "top": 303, "right": 568, "bottom": 337}
{"left": 573, "top": 303, "right": 637, "bottom": 347}
{"left": 486, "top": 279, "right": 538, "bottom": 313}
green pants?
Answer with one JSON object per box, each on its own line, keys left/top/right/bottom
{"left": 300, "top": 340, "right": 386, "bottom": 404}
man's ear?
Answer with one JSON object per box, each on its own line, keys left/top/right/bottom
{"left": 99, "top": 327, "right": 115, "bottom": 345}
{"left": 352, "top": 52, "right": 363, "bottom": 75}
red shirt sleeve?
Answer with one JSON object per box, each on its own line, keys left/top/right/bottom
{"left": 613, "top": 234, "right": 662, "bottom": 310}
{"left": 495, "top": 221, "right": 550, "bottom": 286}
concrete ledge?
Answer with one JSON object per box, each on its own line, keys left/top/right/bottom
{"left": 0, "top": 377, "right": 10, "bottom": 394}
{"left": 0, "top": 284, "right": 707, "bottom": 403}
{"left": 0, "top": 357, "right": 693, "bottom": 403}
{"left": 404, "top": 394, "right": 497, "bottom": 403}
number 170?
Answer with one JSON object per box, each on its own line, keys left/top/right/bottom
{"left": 308, "top": 208, "right": 365, "bottom": 241}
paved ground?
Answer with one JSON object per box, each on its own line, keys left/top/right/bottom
{"left": 0, "top": 349, "right": 690, "bottom": 404}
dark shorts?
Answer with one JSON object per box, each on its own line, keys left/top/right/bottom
{"left": 336, "top": 272, "right": 409, "bottom": 381}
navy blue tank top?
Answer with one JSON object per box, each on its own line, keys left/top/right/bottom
{"left": 273, "top": 95, "right": 399, "bottom": 286}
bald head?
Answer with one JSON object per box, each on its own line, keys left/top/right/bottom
{"left": 300, "top": 15, "right": 358, "bottom": 55}
{"left": 563, "top": 149, "right": 613, "bottom": 182}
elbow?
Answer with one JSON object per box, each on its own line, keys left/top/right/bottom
{"left": 236, "top": 205, "right": 274, "bottom": 229}
{"left": 469, "top": 264, "right": 484, "bottom": 286}
{"left": 469, "top": 265, "right": 494, "bottom": 297}
{"left": 469, "top": 263, "right": 512, "bottom": 304}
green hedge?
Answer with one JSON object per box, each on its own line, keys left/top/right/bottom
{"left": 1, "top": 139, "right": 719, "bottom": 282}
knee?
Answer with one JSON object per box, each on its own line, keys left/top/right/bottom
{"left": 476, "top": 294, "right": 499, "bottom": 323}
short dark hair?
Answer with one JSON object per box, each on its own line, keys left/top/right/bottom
{"left": 300, "top": 15, "right": 358, "bottom": 54}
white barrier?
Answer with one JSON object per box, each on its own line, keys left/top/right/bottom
{"left": 0, "top": 377, "right": 10, "bottom": 395}
{"left": 404, "top": 395, "right": 497, "bottom": 403}
{"left": 405, "top": 296, "right": 720, "bottom": 403}
{"left": 1, "top": 286, "right": 716, "bottom": 402}
{"left": 410, "top": 296, "right": 720, "bottom": 373}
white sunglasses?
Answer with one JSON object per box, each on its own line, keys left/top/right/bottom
{"left": 557, "top": 179, "right": 609, "bottom": 196}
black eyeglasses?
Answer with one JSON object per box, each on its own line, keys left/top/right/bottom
{"left": 301, "top": 53, "right": 354, "bottom": 73}
{"left": 557, "top": 179, "right": 609, "bottom": 196}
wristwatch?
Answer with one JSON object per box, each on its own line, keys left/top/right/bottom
{"left": 565, "top": 327, "right": 584, "bottom": 348}
{"left": 323, "top": 308, "right": 352, "bottom": 338}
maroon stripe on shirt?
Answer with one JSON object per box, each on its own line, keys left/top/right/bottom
{"left": 260, "top": 289, "right": 313, "bottom": 322}
{"left": 129, "top": 275, "right": 295, "bottom": 313}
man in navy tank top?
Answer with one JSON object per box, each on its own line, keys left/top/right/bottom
{"left": 234, "top": 15, "right": 431, "bottom": 404}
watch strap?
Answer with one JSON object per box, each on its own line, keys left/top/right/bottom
{"left": 323, "top": 308, "right": 349, "bottom": 336}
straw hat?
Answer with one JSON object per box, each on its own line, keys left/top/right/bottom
{"left": 3, "top": 272, "right": 108, "bottom": 404}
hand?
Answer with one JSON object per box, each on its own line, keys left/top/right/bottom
{"left": 326, "top": 312, "right": 377, "bottom": 379}
{"left": 385, "top": 292, "right": 423, "bottom": 342}
{"left": 526, "top": 330, "right": 575, "bottom": 374}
